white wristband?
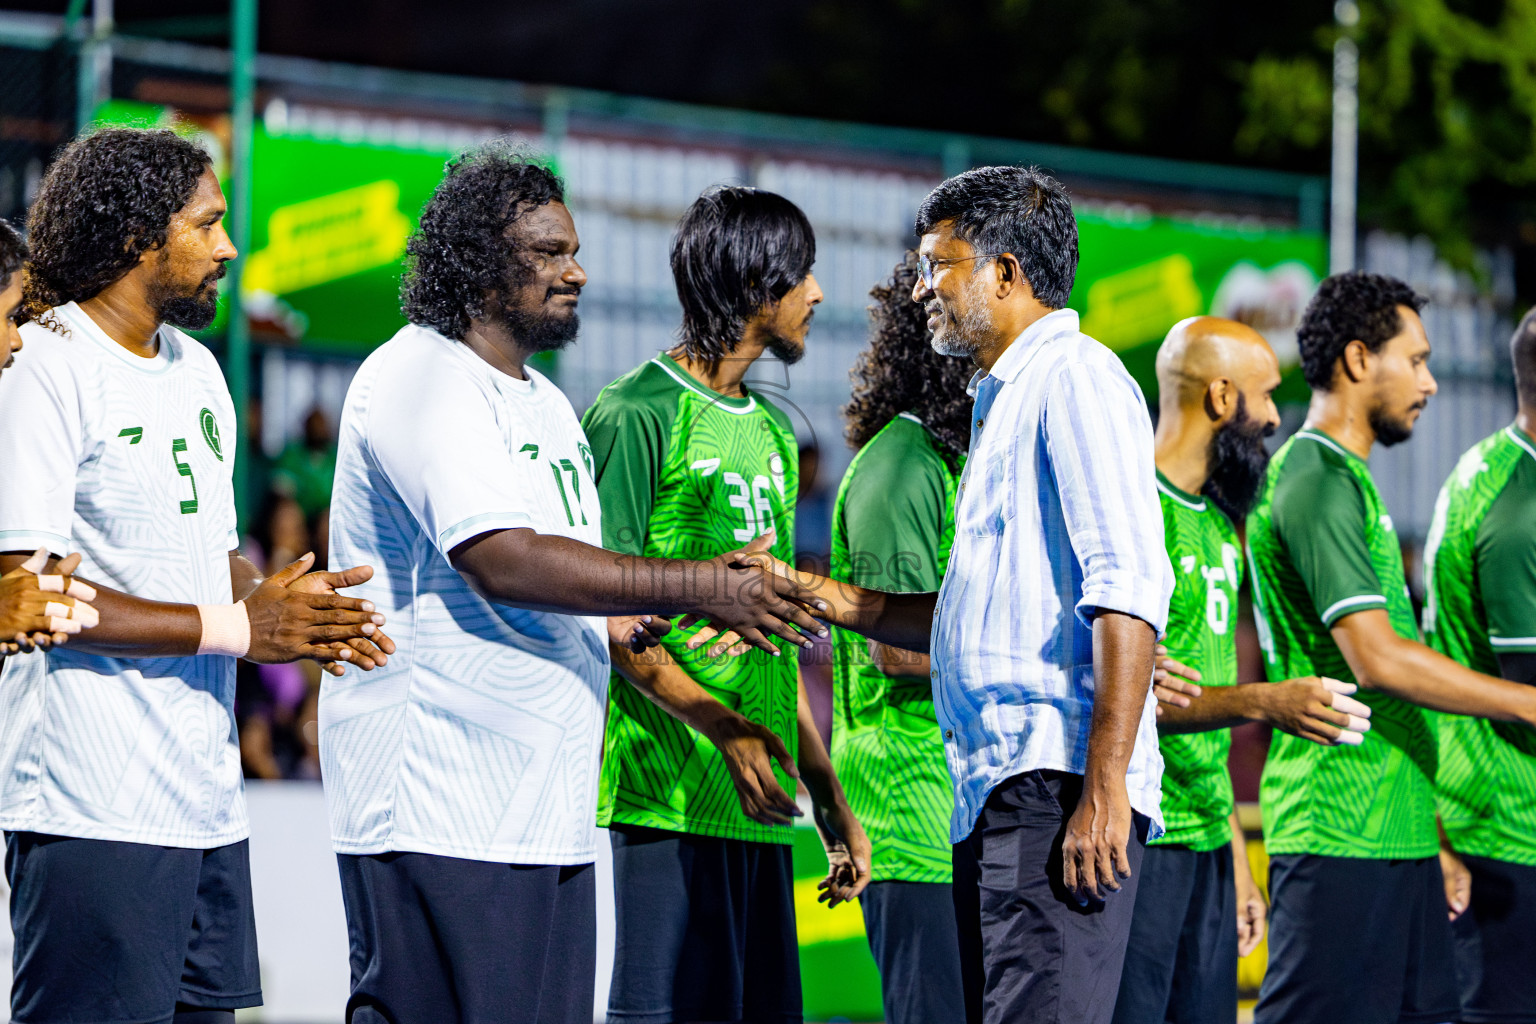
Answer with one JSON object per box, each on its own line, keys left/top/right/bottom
{"left": 197, "top": 603, "right": 251, "bottom": 658}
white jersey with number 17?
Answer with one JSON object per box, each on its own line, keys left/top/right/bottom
{"left": 324, "top": 323, "right": 608, "bottom": 866}
{"left": 0, "top": 301, "right": 244, "bottom": 849}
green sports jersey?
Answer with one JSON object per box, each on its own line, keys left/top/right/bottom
{"left": 582, "top": 354, "right": 800, "bottom": 845}
{"left": 1246, "top": 428, "right": 1439, "bottom": 859}
{"left": 830, "top": 414, "right": 960, "bottom": 883}
{"left": 1423, "top": 425, "right": 1536, "bottom": 865}
{"left": 1153, "top": 472, "right": 1242, "bottom": 852}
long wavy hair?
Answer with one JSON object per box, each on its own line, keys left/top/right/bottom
{"left": 842, "top": 251, "right": 975, "bottom": 470}
{"left": 23, "top": 127, "right": 210, "bottom": 319}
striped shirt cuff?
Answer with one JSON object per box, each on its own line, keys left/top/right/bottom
{"left": 1076, "top": 580, "right": 1170, "bottom": 637}
{"left": 437, "top": 511, "right": 537, "bottom": 558}
{"left": 0, "top": 529, "right": 72, "bottom": 557}
{"left": 1320, "top": 593, "right": 1388, "bottom": 627}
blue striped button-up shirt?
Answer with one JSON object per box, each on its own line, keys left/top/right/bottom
{"left": 931, "top": 308, "right": 1174, "bottom": 843}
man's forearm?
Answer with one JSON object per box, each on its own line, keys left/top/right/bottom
{"left": 1336, "top": 617, "right": 1536, "bottom": 724}
{"left": 608, "top": 640, "right": 737, "bottom": 735}
{"left": 791, "top": 574, "right": 936, "bottom": 652}
{"left": 1084, "top": 611, "right": 1157, "bottom": 788}
{"left": 796, "top": 675, "right": 843, "bottom": 808}
{"left": 1156, "top": 683, "right": 1272, "bottom": 734}
{"left": 0, "top": 552, "right": 201, "bottom": 657}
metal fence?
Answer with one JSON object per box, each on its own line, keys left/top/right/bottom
{"left": 0, "top": 10, "right": 1520, "bottom": 555}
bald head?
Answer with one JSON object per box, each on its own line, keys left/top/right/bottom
{"left": 1156, "top": 316, "right": 1279, "bottom": 414}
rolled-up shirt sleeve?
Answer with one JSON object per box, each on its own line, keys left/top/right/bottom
{"left": 1042, "top": 358, "right": 1173, "bottom": 636}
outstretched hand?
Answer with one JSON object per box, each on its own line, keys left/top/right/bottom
{"left": 1266, "top": 676, "right": 1372, "bottom": 746}
{"left": 0, "top": 549, "right": 99, "bottom": 655}
{"left": 814, "top": 798, "right": 872, "bottom": 909}
{"left": 682, "top": 531, "right": 828, "bottom": 658}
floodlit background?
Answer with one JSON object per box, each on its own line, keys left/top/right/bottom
{"left": 2, "top": 2, "right": 1533, "bottom": 1020}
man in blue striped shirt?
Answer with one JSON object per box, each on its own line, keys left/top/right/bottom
{"left": 730, "top": 166, "right": 1173, "bottom": 1024}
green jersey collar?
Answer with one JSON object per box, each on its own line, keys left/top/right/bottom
{"left": 651, "top": 354, "right": 757, "bottom": 413}
{"left": 1296, "top": 427, "right": 1364, "bottom": 463}
{"left": 1155, "top": 470, "right": 1207, "bottom": 511}
{"left": 1506, "top": 424, "right": 1536, "bottom": 463}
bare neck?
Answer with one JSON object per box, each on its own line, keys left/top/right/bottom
{"left": 1516, "top": 405, "right": 1536, "bottom": 440}
{"left": 1153, "top": 405, "right": 1212, "bottom": 494}
{"left": 77, "top": 279, "right": 163, "bottom": 358}
{"left": 1303, "top": 388, "right": 1376, "bottom": 460}
{"left": 973, "top": 301, "right": 1055, "bottom": 375}
{"left": 462, "top": 319, "right": 536, "bottom": 380}
{"left": 667, "top": 335, "right": 768, "bottom": 398}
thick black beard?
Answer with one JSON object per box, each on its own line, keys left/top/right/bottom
{"left": 155, "top": 265, "right": 226, "bottom": 331}
{"left": 1370, "top": 404, "right": 1416, "bottom": 447}
{"left": 1203, "top": 396, "right": 1275, "bottom": 521}
{"left": 765, "top": 330, "right": 805, "bottom": 365}
{"left": 497, "top": 304, "right": 580, "bottom": 354}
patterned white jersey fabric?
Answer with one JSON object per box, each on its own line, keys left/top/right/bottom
{"left": 0, "top": 302, "right": 244, "bottom": 848}
{"left": 931, "top": 307, "right": 1174, "bottom": 843}
{"left": 324, "top": 324, "right": 609, "bottom": 865}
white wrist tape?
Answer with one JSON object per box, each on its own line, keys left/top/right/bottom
{"left": 197, "top": 603, "right": 251, "bottom": 658}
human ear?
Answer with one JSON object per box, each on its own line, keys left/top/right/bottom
{"left": 1205, "top": 378, "right": 1235, "bottom": 421}
{"left": 1341, "top": 339, "right": 1371, "bottom": 383}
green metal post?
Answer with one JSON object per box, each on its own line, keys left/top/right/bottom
{"left": 228, "top": 0, "right": 256, "bottom": 525}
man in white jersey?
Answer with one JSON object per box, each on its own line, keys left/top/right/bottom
{"left": 0, "top": 220, "right": 99, "bottom": 657}
{"left": 326, "top": 144, "right": 828, "bottom": 1024}
{"left": 0, "top": 128, "right": 392, "bottom": 1024}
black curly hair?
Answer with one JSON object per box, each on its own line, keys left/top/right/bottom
{"left": 843, "top": 252, "right": 975, "bottom": 471}
{"left": 914, "top": 165, "right": 1078, "bottom": 309}
{"left": 0, "top": 219, "right": 24, "bottom": 293}
{"left": 671, "top": 186, "right": 816, "bottom": 361}
{"left": 1297, "top": 271, "right": 1427, "bottom": 391}
{"left": 401, "top": 142, "right": 565, "bottom": 341}
{"left": 23, "top": 127, "right": 211, "bottom": 319}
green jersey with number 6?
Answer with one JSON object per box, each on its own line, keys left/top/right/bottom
{"left": 582, "top": 354, "right": 800, "bottom": 845}
{"left": 1246, "top": 428, "right": 1439, "bottom": 860}
{"left": 1423, "top": 426, "right": 1536, "bottom": 865}
{"left": 1154, "top": 472, "right": 1242, "bottom": 852}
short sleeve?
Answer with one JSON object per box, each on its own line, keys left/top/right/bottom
{"left": 1043, "top": 358, "right": 1173, "bottom": 635}
{"left": 1478, "top": 467, "right": 1536, "bottom": 654}
{"left": 581, "top": 389, "right": 670, "bottom": 557}
{"left": 840, "top": 430, "right": 948, "bottom": 592}
{"left": 0, "top": 341, "right": 82, "bottom": 556}
{"left": 1272, "top": 456, "right": 1385, "bottom": 627}
{"left": 366, "top": 359, "right": 548, "bottom": 561}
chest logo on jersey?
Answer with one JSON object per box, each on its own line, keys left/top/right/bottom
{"left": 200, "top": 409, "right": 223, "bottom": 461}
{"left": 117, "top": 426, "right": 143, "bottom": 444}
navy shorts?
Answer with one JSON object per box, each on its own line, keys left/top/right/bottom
{"left": 606, "top": 824, "right": 800, "bottom": 1024}
{"left": 860, "top": 879, "right": 966, "bottom": 1024}
{"left": 338, "top": 851, "right": 596, "bottom": 1024}
{"left": 1255, "top": 854, "right": 1459, "bottom": 1024}
{"left": 1111, "top": 842, "right": 1237, "bottom": 1024}
{"left": 5, "top": 832, "right": 261, "bottom": 1024}
{"left": 952, "top": 770, "right": 1150, "bottom": 1024}
{"left": 1452, "top": 853, "right": 1536, "bottom": 1024}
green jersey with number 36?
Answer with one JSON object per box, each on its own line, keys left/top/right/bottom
{"left": 1154, "top": 472, "right": 1242, "bottom": 852}
{"left": 582, "top": 354, "right": 800, "bottom": 845}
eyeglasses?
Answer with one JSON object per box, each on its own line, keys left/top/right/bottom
{"left": 917, "top": 252, "right": 1008, "bottom": 289}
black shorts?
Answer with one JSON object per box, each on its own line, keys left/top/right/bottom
{"left": 5, "top": 831, "right": 261, "bottom": 1024}
{"left": 952, "top": 770, "right": 1151, "bottom": 1024}
{"left": 1452, "top": 853, "right": 1536, "bottom": 1024}
{"left": 337, "top": 851, "right": 595, "bottom": 1024}
{"left": 1111, "top": 842, "right": 1237, "bottom": 1024}
{"left": 606, "top": 824, "right": 800, "bottom": 1024}
{"left": 860, "top": 880, "right": 966, "bottom": 1024}
{"left": 1255, "top": 853, "right": 1459, "bottom": 1024}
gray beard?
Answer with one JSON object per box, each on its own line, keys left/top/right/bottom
{"left": 928, "top": 280, "right": 992, "bottom": 357}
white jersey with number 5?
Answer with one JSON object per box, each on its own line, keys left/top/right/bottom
{"left": 0, "top": 302, "right": 243, "bottom": 848}
{"left": 324, "top": 323, "right": 608, "bottom": 865}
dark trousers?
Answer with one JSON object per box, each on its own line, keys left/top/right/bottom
{"left": 1452, "top": 853, "right": 1536, "bottom": 1024}
{"left": 1111, "top": 842, "right": 1237, "bottom": 1024}
{"left": 860, "top": 880, "right": 967, "bottom": 1024}
{"left": 338, "top": 852, "right": 596, "bottom": 1024}
{"left": 952, "top": 770, "right": 1150, "bottom": 1024}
